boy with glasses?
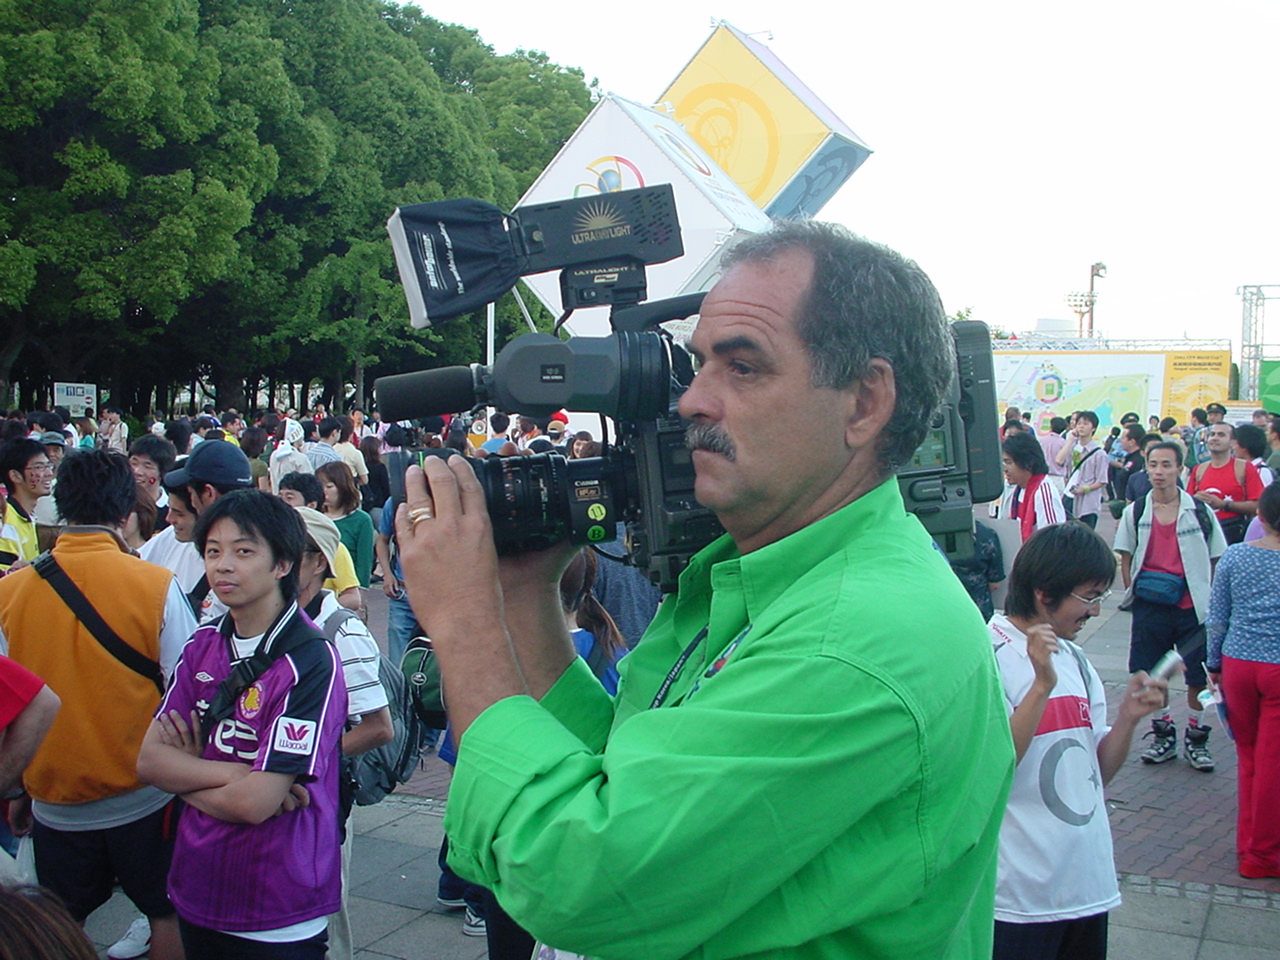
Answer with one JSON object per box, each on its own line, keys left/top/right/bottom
{"left": 990, "top": 522, "right": 1168, "bottom": 960}
{"left": 0, "top": 439, "right": 54, "bottom": 572}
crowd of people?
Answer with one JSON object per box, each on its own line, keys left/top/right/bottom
{"left": 0, "top": 220, "right": 1276, "bottom": 960}
{"left": 981, "top": 402, "right": 1280, "bottom": 869}
{"left": 0, "top": 401, "right": 636, "bottom": 958}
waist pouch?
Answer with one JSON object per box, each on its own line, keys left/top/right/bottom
{"left": 1134, "top": 570, "right": 1188, "bottom": 605}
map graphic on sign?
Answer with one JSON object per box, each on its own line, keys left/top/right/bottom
{"left": 994, "top": 351, "right": 1231, "bottom": 429}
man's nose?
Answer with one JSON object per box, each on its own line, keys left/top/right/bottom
{"left": 677, "top": 369, "right": 718, "bottom": 422}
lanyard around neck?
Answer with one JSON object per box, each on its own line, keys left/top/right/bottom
{"left": 649, "top": 627, "right": 709, "bottom": 710}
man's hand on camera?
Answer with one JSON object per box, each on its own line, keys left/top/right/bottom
{"left": 394, "top": 456, "right": 580, "bottom": 731}
{"left": 395, "top": 455, "right": 503, "bottom": 639}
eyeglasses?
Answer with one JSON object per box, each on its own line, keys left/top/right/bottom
{"left": 24, "top": 462, "right": 53, "bottom": 475}
{"left": 1070, "top": 590, "right": 1112, "bottom": 607}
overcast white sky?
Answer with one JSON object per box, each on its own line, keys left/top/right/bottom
{"left": 415, "top": 0, "right": 1279, "bottom": 353}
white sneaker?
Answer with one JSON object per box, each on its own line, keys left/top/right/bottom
{"left": 107, "top": 917, "right": 151, "bottom": 959}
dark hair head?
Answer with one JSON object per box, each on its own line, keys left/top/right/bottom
{"left": 490, "top": 412, "right": 510, "bottom": 434}
{"left": 358, "top": 435, "right": 382, "bottom": 465}
{"left": 1146, "top": 440, "right": 1184, "bottom": 468}
{"left": 1191, "top": 407, "right": 1208, "bottom": 424}
{"left": 239, "top": 426, "right": 268, "bottom": 460}
{"left": 128, "top": 435, "right": 177, "bottom": 476}
{"left": 1004, "top": 521, "right": 1116, "bottom": 619}
{"left": 1049, "top": 416, "right": 1069, "bottom": 434}
{"left": 317, "top": 416, "right": 341, "bottom": 440}
{"left": 204, "top": 429, "right": 225, "bottom": 442}
{"left": 1141, "top": 433, "right": 1164, "bottom": 450}
{"left": 383, "top": 424, "right": 409, "bottom": 448}
{"left": 164, "top": 420, "right": 192, "bottom": 455}
{"left": 1076, "top": 410, "right": 1099, "bottom": 430}
{"left": 279, "top": 471, "right": 324, "bottom": 508}
{"left": 1, "top": 420, "right": 28, "bottom": 443}
{"left": 193, "top": 489, "right": 305, "bottom": 601}
{"left": 54, "top": 449, "right": 136, "bottom": 525}
{"left": 1258, "top": 481, "right": 1280, "bottom": 530}
{"left": 193, "top": 416, "right": 216, "bottom": 432}
{"left": 1234, "top": 423, "right": 1267, "bottom": 460}
{"left": 1123, "top": 423, "right": 1145, "bottom": 444}
{"left": 34, "top": 411, "right": 62, "bottom": 433}
{"left": 1003, "top": 407, "right": 1021, "bottom": 422}
{"left": 302, "top": 420, "right": 318, "bottom": 441}
{"left": 0, "top": 885, "right": 97, "bottom": 959}
{"left": 1, "top": 439, "right": 49, "bottom": 493}
{"left": 560, "top": 548, "right": 626, "bottom": 656}
{"left": 719, "top": 220, "right": 953, "bottom": 473}
{"left": 1270, "top": 417, "right": 1280, "bottom": 440}
{"left": 337, "top": 415, "right": 355, "bottom": 444}
{"left": 1002, "top": 431, "right": 1048, "bottom": 475}
{"left": 1003, "top": 420, "right": 1025, "bottom": 435}
{"left": 316, "top": 461, "right": 360, "bottom": 514}
{"left": 1158, "top": 416, "right": 1177, "bottom": 433}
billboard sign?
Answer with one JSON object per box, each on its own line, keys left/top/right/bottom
{"left": 994, "top": 351, "right": 1231, "bottom": 430}
{"left": 53, "top": 382, "right": 97, "bottom": 418}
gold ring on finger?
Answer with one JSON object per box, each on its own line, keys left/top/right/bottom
{"left": 408, "top": 506, "right": 434, "bottom": 524}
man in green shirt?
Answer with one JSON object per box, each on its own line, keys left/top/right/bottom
{"left": 396, "top": 221, "right": 1015, "bottom": 959}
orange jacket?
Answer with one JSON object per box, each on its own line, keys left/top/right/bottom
{"left": 0, "top": 532, "right": 173, "bottom": 805}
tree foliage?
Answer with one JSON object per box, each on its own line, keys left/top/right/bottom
{"left": 0, "top": 0, "right": 595, "bottom": 414}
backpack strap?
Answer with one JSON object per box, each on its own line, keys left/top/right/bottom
{"left": 1191, "top": 497, "right": 1211, "bottom": 543}
{"left": 33, "top": 553, "right": 165, "bottom": 695}
{"left": 1193, "top": 462, "right": 1209, "bottom": 488}
{"left": 185, "top": 573, "right": 210, "bottom": 618}
{"left": 320, "top": 607, "right": 360, "bottom": 643}
{"left": 199, "top": 609, "right": 320, "bottom": 744}
{"left": 1234, "top": 457, "right": 1246, "bottom": 488}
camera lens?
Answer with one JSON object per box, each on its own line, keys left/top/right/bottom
{"left": 474, "top": 453, "right": 618, "bottom": 553}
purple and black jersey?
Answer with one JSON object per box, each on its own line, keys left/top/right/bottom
{"left": 158, "top": 605, "right": 347, "bottom": 933}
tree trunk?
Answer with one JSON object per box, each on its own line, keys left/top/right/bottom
{"left": 354, "top": 357, "right": 365, "bottom": 413}
{"left": 0, "top": 324, "right": 29, "bottom": 404}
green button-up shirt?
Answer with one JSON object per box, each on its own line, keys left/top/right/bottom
{"left": 447, "top": 478, "right": 1014, "bottom": 960}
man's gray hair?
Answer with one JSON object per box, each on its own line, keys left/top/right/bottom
{"left": 720, "top": 220, "right": 955, "bottom": 472}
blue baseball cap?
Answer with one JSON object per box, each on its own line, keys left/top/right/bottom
{"left": 164, "top": 439, "right": 253, "bottom": 489}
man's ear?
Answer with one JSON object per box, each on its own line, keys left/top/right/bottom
{"left": 1032, "top": 588, "right": 1056, "bottom": 618}
{"left": 275, "top": 558, "right": 295, "bottom": 582}
{"left": 844, "top": 358, "right": 897, "bottom": 450}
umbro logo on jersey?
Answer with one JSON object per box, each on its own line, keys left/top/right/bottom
{"left": 195, "top": 672, "right": 215, "bottom": 683}
{"left": 273, "top": 716, "right": 317, "bottom": 755}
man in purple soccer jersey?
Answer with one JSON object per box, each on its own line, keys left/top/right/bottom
{"left": 137, "top": 489, "right": 346, "bottom": 960}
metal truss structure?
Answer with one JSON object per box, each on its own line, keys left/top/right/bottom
{"left": 1238, "top": 285, "right": 1280, "bottom": 401}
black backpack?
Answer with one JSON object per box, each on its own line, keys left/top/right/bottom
{"left": 324, "top": 610, "right": 429, "bottom": 806}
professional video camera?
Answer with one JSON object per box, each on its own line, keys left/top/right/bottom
{"left": 378, "top": 187, "right": 1002, "bottom": 591}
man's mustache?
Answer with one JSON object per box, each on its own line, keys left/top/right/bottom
{"left": 685, "top": 422, "right": 736, "bottom": 460}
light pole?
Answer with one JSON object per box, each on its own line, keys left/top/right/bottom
{"left": 1065, "top": 262, "right": 1106, "bottom": 337}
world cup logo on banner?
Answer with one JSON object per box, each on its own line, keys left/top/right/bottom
{"left": 575, "top": 156, "right": 645, "bottom": 197}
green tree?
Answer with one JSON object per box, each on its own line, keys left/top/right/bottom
{"left": 0, "top": 0, "right": 593, "bottom": 413}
